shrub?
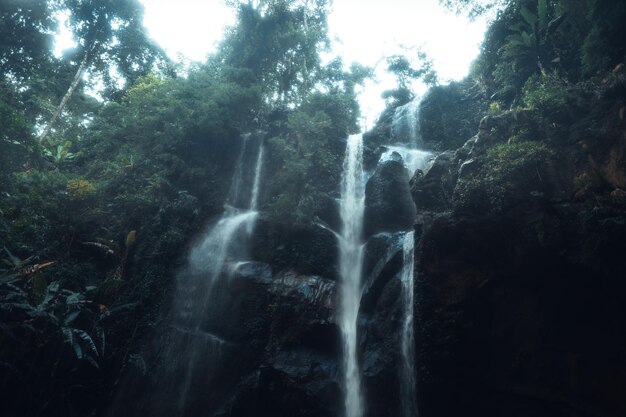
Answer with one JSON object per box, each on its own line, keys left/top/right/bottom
{"left": 522, "top": 72, "right": 568, "bottom": 111}
{"left": 67, "top": 178, "right": 95, "bottom": 200}
{"left": 455, "top": 140, "right": 554, "bottom": 213}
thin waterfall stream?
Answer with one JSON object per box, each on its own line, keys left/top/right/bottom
{"left": 400, "top": 230, "right": 417, "bottom": 417}
{"left": 338, "top": 134, "right": 366, "bottom": 417}
{"left": 165, "top": 134, "right": 265, "bottom": 415}
{"left": 384, "top": 99, "right": 433, "bottom": 417}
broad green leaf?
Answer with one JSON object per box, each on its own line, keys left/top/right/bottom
{"left": 520, "top": 6, "right": 538, "bottom": 28}
{"left": 33, "top": 273, "right": 47, "bottom": 305}
{"left": 74, "top": 329, "right": 99, "bottom": 358}
{"left": 538, "top": 0, "right": 548, "bottom": 29}
{"left": 125, "top": 230, "right": 137, "bottom": 248}
{"left": 64, "top": 310, "right": 81, "bottom": 325}
{"left": 63, "top": 327, "right": 74, "bottom": 348}
{"left": 73, "top": 341, "right": 83, "bottom": 359}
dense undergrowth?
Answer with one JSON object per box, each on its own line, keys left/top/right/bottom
{"left": 1, "top": 0, "right": 625, "bottom": 415}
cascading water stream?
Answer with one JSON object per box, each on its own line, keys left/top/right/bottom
{"left": 400, "top": 231, "right": 417, "bottom": 417}
{"left": 338, "top": 134, "right": 366, "bottom": 417}
{"left": 166, "top": 135, "right": 265, "bottom": 414}
{"left": 249, "top": 144, "right": 263, "bottom": 211}
{"left": 383, "top": 101, "right": 434, "bottom": 417}
{"left": 391, "top": 100, "right": 421, "bottom": 147}
{"left": 246, "top": 143, "right": 264, "bottom": 234}
{"left": 380, "top": 146, "right": 432, "bottom": 178}
{"left": 189, "top": 137, "right": 264, "bottom": 279}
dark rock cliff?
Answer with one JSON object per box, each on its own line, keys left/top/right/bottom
{"left": 412, "top": 75, "right": 626, "bottom": 417}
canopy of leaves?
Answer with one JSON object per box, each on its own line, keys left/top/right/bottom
{"left": 220, "top": 0, "right": 329, "bottom": 109}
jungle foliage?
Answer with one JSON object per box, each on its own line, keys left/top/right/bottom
{"left": 0, "top": 1, "right": 366, "bottom": 414}
{"left": 1, "top": 0, "right": 625, "bottom": 415}
{"left": 470, "top": 0, "right": 626, "bottom": 106}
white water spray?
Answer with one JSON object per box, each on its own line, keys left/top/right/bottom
{"left": 400, "top": 230, "right": 417, "bottom": 417}
{"left": 169, "top": 135, "right": 265, "bottom": 413}
{"left": 249, "top": 144, "right": 264, "bottom": 212}
{"left": 338, "top": 134, "right": 366, "bottom": 417}
{"left": 392, "top": 100, "right": 421, "bottom": 146}
{"left": 189, "top": 137, "right": 264, "bottom": 281}
{"left": 380, "top": 145, "right": 432, "bottom": 178}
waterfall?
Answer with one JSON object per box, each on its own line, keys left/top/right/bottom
{"left": 400, "top": 230, "right": 417, "bottom": 417}
{"left": 226, "top": 134, "right": 250, "bottom": 209}
{"left": 391, "top": 100, "right": 421, "bottom": 146}
{"left": 165, "top": 134, "right": 265, "bottom": 414}
{"left": 246, "top": 143, "right": 264, "bottom": 234}
{"left": 249, "top": 143, "right": 264, "bottom": 212}
{"left": 188, "top": 138, "right": 264, "bottom": 279}
{"left": 188, "top": 210, "right": 258, "bottom": 291}
{"left": 380, "top": 100, "right": 432, "bottom": 416}
{"left": 338, "top": 134, "right": 366, "bottom": 417}
{"left": 380, "top": 145, "right": 432, "bottom": 178}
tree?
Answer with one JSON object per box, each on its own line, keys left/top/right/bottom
{"left": 0, "top": 0, "right": 58, "bottom": 83}
{"left": 439, "top": 0, "right": 510, "bottom": 19}
{"left": 220, "top": 0, "right": 330, "bottom": 110}
{"left": 504, "top": 0, "right": 565, "bottom": 75}
{"left": 39, "top": 0, "right": 171, "bottom": 142}
{"left": 383, "top": 50, "right": 438, "bottom": 106}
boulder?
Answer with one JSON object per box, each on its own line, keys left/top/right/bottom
{"left": 411, "top": 151, "right": 457, "bottom": 212}
{"left": 364, "top": 155, "right": 417, "bottom": 236}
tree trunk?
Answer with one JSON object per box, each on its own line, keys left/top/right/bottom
{"left": 39, "top": 50, "right": 90, "bottom": 143}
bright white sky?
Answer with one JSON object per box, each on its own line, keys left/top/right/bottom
{"left": 59, "top": 0, "right": 493, "bottom": 129}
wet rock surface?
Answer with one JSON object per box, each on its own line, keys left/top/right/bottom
{"left": 364, "top": 157, "right": 416, "bottom": 237}
{"left": 412, "top": 93, "right": 626, "bottom": 417}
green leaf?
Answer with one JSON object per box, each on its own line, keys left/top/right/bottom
{"left": 538, "top": 0, "right": 548, "bottom": 29}
{"left": 33, "top": 273, "right": 47, "bottom": 305}
{"left": 63, "top": 327, "right": 74, "bottom": 348}
{"left": 506, "top": 34, "right": 527, "bottom": 47}
{"left": 125, "top": 230, "right": 137, "bottom": 248}
{"left": 85, "top": 355, "right": 99, "bottom": 369}
{"left": 508, "top": 39, "right": 526, "bottom": 47}
{"left": 64, "top": 310, "right": 81, "bottom": 325}
{"left": 73, "top": 341, "right": 83, "bottom": 359}
{"left": 520, "top": 6, "right": 538, "bottom": 28}
{"left": 94, "top": 326, "right": 105, "bottom": 356}
{"left": 74, "top": 329, "right": 99, "bottom": 358}
{"left": 66, "top": 292, "right": 85, "bottom": 305}
{"left": 0, "top": 273, "right": 19, "bottom": 285}
{"left": 107, "top": 302, "right": 138, "bottom": 316}
{"left": 3, "top": 247, "right": 20, "bottom": 267}
{"left": 547, "top": 14, "right": 566, "bottom": 37}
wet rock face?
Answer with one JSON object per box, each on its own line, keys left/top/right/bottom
{"left": 364, "top": 157, "right": 417, "bottom": 237}
{"left": 252, "top": 217, "right": 339, "bottom": 280}
{"left": 210, "top": 269, "right": 342, "bottom": 417}
{"left": 411, "top": 151, "right": 456, "bottom": 212}
{"left": 418, "top": 80, "right": 489, "bottom": 151}
{"left": 412, "top": 96, "right": 626, "bottom": 417}
{"left": 415, "top": 204, "right": 626, "bottom": 417}
{"left": 212, "top": 236, "right": 414, "bottom": 417}
{"left": 361, "top": 236, "right": 407, "bottom": 417}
